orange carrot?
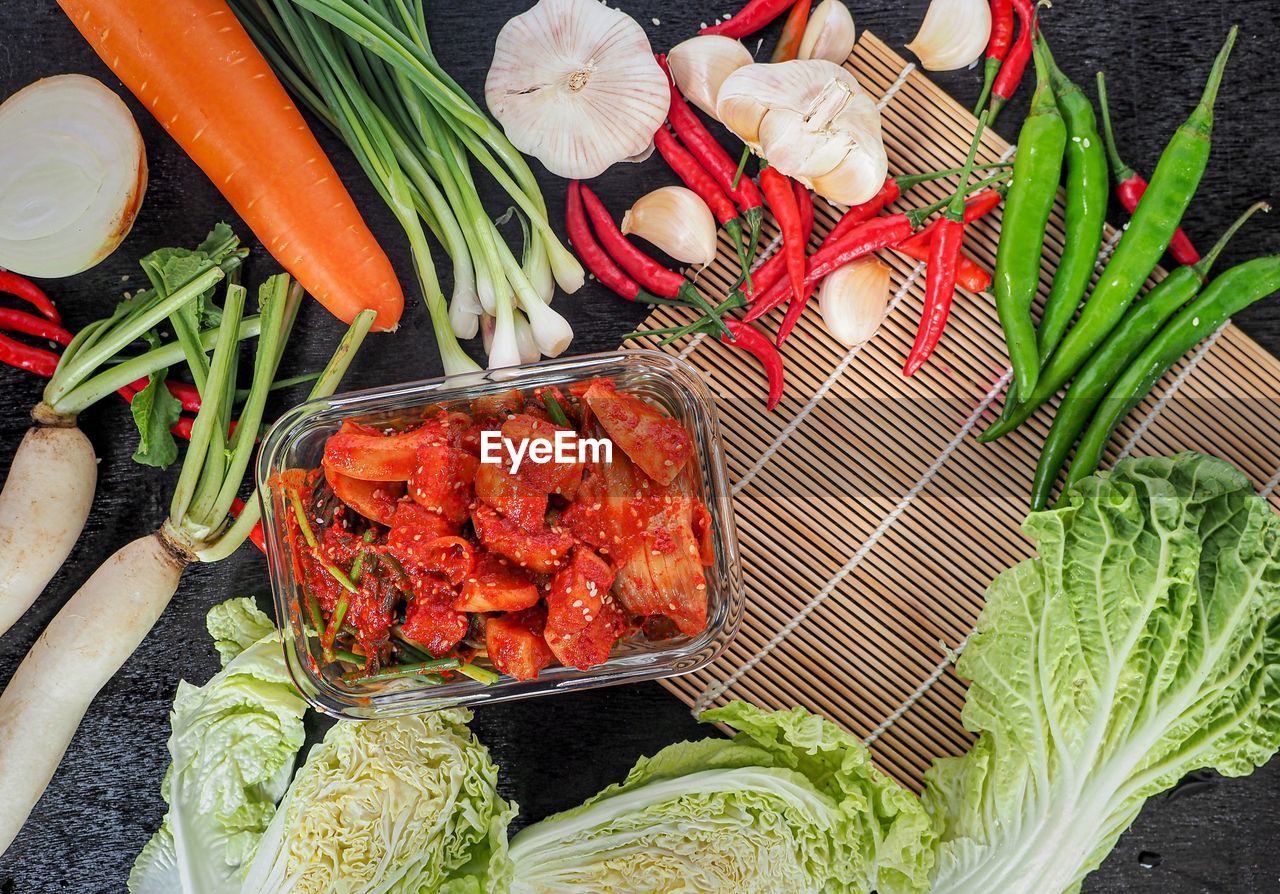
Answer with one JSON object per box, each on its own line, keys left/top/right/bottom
{"left": 57, "top": 0, "right": 403, "bottom": 330}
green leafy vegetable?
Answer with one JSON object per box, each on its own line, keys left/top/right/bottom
{"left": 129, "top": 369, "right": 183, "bottom": 468}
{"left": 924, "top": 453, "right": 1280, "bottom": 894}
{"left": 128, "top": 600, "right": 307, "bottom": 894}
{"left": 240, "top": 709, "right": 514, "bottom": 894}
{"left": 509, "top": 701, "right": 933, "bottom": 894}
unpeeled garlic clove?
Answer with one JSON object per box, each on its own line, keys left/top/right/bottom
{"left": 798, "top": 0, "right": 857, "bottom": 64}
{"left": 906, "top": 0, "right": 992, "bottom": 71}
{"left": 621, "top": 186, "right": 719, "bottom": 268}
{"left": 667, "top": 35, "right": 754, "bottom": 120}
{"left": 818, "top": 256, "right": 891, "bottom": 346}
{"left": 485, "top": 0, "right": 669, "bottom": 179}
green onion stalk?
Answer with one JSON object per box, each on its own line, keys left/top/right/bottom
{"left": 230, "top": 0, "right": 584, "bottom": 372}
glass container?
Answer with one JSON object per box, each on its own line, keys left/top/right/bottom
{"left": 256, "top": 350, "right": 743, "bottom": 718}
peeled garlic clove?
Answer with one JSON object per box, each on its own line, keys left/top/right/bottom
{"left": 718, "top": 61, "right": 887, "bottom": 204}
{"left": 668, "top": 35, "right": 754, "bottom": 119}
{"left": 818, "top": 256, "right": 891, "bottom": 346}
{"left": 798, "top": 0, "right": 857, "bottom": 64}
{"left": 718, "top": 60, "right": 861, "bottom": 149}
{"left": 485, "top": 0, "right": 669, "bottom": 179}
{"left": 622, "top": 186, "right": 719, "bottom": 268}
{"left": 906, "top": 0, "right": 992, "bottom": 71}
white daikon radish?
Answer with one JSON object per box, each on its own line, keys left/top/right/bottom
{"left": 0, "top": 279, "right": 373, "bottom": 858}
{"left": 0, "top": 532, "right": 187, "bottom": 854}
{"left": 0, "top": 415, "right": 97, "bottom": 637}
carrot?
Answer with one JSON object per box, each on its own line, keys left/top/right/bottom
{"left": 56, "top": 0, "right": 403, "bottom": 330}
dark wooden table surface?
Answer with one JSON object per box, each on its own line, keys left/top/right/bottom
{"left": 2, "top": 1, "right": 1278, "bottom": 891}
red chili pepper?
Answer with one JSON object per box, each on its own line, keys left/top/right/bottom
{"left": 0, "top": 333, "right": 61, "bottom": 377}
{"left": 743, "top": 177, "right": 892, "bottom": 302}
{"left": 0, "top": 308, "right": 72, "bottom": 345}
{"left": 828, "top": 177, "right": 903, "bottom": 242}
{"left": 720, "top": 319, "right": 785, "bottom": 411}
{"left": 579, "top": 184, "right": 687, "bottom": 299}
{"left": 124, "top": 376, "right": 204, "bottom": 413}
{"left": 578, "top": 183, "right": 733, "bottom": 337}
{"left": 759, "top": 167, "right": 807, "bottom": 308}
{"left": 974, "top": 0, "right": 1015, "bottom": 115}
{"left": 657, "top": 55, "right": 765, "bottom": 255}
{"left": 653, "top": 125, "right": 752, "bottom": 282}
{"left": 745, "top": 215, "right": 916, "bottom": 322}
{"left": 904, "top": 219, "right": 965, "bottom": 375}
{"left": 897, "top": 190, "right": 1003, "bottom": 252}
{"left": 566, "top": 181, "right": 648, "bottom": 302}
{"left": 0, "top": 271, "right": 60, "bottom": 325}
{"left": 700, "top": 0, "right": 797, "bottom": 38}
{"left": 231, "top": 497, "right": 267, "bottom": 554}
{"left": 989, "top": 0, "right": 1035, "bottom": 122}
{"left": 775, "top": 179, "right": 818, "bottom": 343}
{"left": 1096, "top": 72, "right": 1200, "bottom": 265}
{"left": 770, "top": 0, "right": 812, "bottom": 63}
{"left": 904, "top": 115, "right": 989, "bottom": 375}
{"left": 895, "top": 188, "right": 1002, "bottom": 291}
{"left": 896, "top": 240, "right": 991, "bottom": 293}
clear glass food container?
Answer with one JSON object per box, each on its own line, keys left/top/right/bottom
{"left": 256, "top": 350, "right": 743, "bottom": 718}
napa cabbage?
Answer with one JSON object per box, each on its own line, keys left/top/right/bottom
{"left": 129, "top": 598, "right": 307, "bottom": 894}
{"left": 239, "top": 708, "right": 515, "bottom": 894}
{"left": 924, "top": 453, "right": 1280, "bottom": 893}
{"left": 508, "top": 700, "right": 934, "bottom": 894}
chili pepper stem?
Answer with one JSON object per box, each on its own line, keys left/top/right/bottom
{"left": 731, "top": 146, "right": 750, "bottom": 191}
{"left": 726, "top": 218, "right": 753, "bottom": 289}
{"left": 1193, "top": 201, "right": 1271, "bottom": 276}
{"left": 894, "top": 161, "right": 1012, "bottom": 192}
{"left": 1094, "top": 71, "right": 1136, "bottom": 182}
{"left": 974, "top": 56, "right": 1002, "bottom": 116}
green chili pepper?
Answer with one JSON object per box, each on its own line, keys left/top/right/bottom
{"left": 1028, "top": 201, "right": 1268, "bottom": 509}
{"left": 1035, "top": 36, "right": 1109, "bottom": 361}
{"left": 1061, "top": 252, "right": 1280, "bottom": 502}
{"left": 994, "top": 40, "right": 1066, "bottom": 398}
{"left": 996, "top": 27, "right": 1238, "bottom": 435}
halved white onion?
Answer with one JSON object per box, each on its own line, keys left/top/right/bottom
{"left": 0, "top": 74, "right": 147, "bottom": 278}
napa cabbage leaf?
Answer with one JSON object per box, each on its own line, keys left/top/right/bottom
{"left": 924, "top": 453, "right": 1280, "bottom": 894}
{"left": 128, "top": 599, "right": 307, "bottom": 894}
{"left": 508, "top": 701, "right": 934, "bottom": 894}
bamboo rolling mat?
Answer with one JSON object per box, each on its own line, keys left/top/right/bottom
{"left": 626, "top": 31, "right": 1280, "bottom": 789}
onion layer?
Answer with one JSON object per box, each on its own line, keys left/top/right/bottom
{"left": 0, "top": 74, "right": 147, "bottom": 278}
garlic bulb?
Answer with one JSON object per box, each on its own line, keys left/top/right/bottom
{"left": 716, "top": 60, "right": 887, "bottom": 205}
{"left": 485, "top": 0, "right": 670, "bottom": 179}
{"left": 667, "top": 36, "right": 754, "bottom": 120}
{"left": 798, "top": 0, "right": 857, "bottom": 64}
{"left": 622, "top": 187, "right": 718, "bottom": 268}
{"left": 906, "top": 0, "right": 992, "bottom": 71}
{"left": 818, "top": 256, "right": 890, "bottom": 346}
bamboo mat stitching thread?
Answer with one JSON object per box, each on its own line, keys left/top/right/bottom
{"left": 732, "top": 262, "right": 926, "bottom": 494}
{"left": 693, "top": 57, "right": 1015, "bottom": 712}
{"left": 693, "top": 366, "right": 1015, "bottom": 713}
{"left": 835, "top": 223, "right": 1132, "bottom": 740}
